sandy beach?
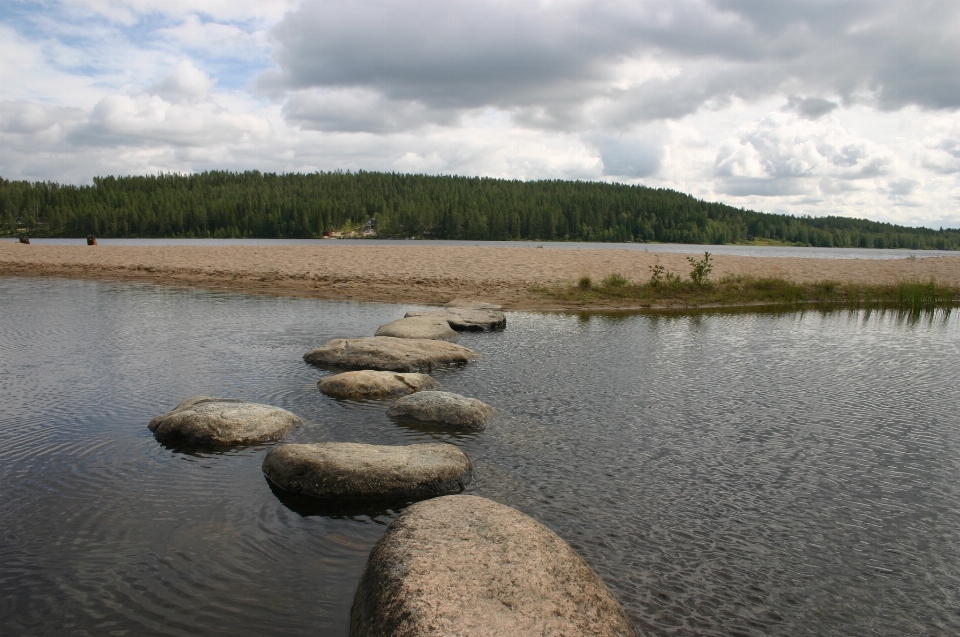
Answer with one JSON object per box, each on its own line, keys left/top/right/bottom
{"left": 2, "top": 242, "right": 958, "bottom": 309}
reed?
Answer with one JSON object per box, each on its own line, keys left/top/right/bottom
{"left": 532, "top": 274, "right": 960, "bottom": 311}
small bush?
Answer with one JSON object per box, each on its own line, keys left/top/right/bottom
{"left": 687, "top": 252, "right": 713, "bottom": 286}
{"left": 649, "top": 263, "right": 666, "bottom": 286}
{"left": 578, "top": 275, "right": 593, "bottom": 290}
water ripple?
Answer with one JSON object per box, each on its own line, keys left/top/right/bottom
{"left": 1, "top": 278, "right": 959, "bottom": 636}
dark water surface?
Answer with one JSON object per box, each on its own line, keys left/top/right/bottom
{"left": 1, "top": 277, "right": 958, "bottom": 636}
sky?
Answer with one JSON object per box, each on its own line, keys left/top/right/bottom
{"left": 1, "top": 1, "right": 959, "bottom": 229}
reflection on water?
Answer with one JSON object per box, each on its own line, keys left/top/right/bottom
{"left": 1, "top": 277, "right": 958, "bottom": 636}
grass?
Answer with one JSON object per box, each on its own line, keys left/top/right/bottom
{"left": 532, "top": 272, "right": 959, "bottom": 313}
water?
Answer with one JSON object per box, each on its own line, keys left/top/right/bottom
{"left": 5, "top": 237, "right": 956, "bottom": 259}
{"left": 1, "top": 277, "right": 958, "bottom": 636}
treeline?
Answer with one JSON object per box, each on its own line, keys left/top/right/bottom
{"left": 1, "top": 170, "right": 958, "bottom": 250}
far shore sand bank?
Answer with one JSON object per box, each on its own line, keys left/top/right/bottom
{"left": 2, "top": 243, "right": 958, "bottom": 310}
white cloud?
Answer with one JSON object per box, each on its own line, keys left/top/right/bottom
{"left": 155, "top": 16, "right": 264, "bottom": 57}
{"left": 148, "top": 60, "right": 214, "bottom": 102}
{"left": 714, "top": 112, "right": 895, "bottom": 191}
{"left": 73, "top": 90, "right": 270, "bottom": 147}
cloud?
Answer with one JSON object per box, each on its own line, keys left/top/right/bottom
{"left": 282, "top": 88, "right": 455, "bottom": 134}
{"left": 149, "top": 60, "right": 214, "bottom": 102}
{"left": 1, "top": 58, "right": 270, "bottom": 171}
{"left": 155, "top": 15, "right": 264, "bottom": 58}
{"left": 920, "top": 128, "right": 960, "bottom": 175}
{"left": 58, "top": 0, "right": 297, "bottom": 26}
{"left": 0, "top": 101, "right": 85, "bottom": 135}
{"left": 262, "top": 0, "right": 960, "bottom": 134}
{"left": 592, "top": 133, "right": 663, "bottom": 178}
{"left": 785, "top": 96, "right": 838, "bottom": 120}
{"left": 70, "top": 91, "right": 269, "bottom": 148}
{"left": 713, "top": 111, "right": 895, "bottom": 197}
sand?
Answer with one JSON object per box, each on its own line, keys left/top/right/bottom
{"left": 2, "top": 242, "right": 958, "bottom": 310}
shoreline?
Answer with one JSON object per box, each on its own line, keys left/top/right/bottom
{"left": 3, "top": 243, "right": 959, "bottom": 311}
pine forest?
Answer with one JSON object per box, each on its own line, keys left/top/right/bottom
{"left": 2, "top": 170, "right": 957, "bottom": 250}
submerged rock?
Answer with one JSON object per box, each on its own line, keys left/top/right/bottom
{"left": 262, "top": 442, "right": 472, "bottom": 500}
{"left": 303, "top": 336, "right": 480, "bottom": 372}
{"left": 148, "top": 397, "right": 302, "bottom": 446}
{"left": 387, "top": 391, "right": 494, "bottom": 432}
{"left": 350, "top": 495, "right": 637, "bottom": 637}
{"left": 375, "top": 316, "right": 457, "bottom": 340}
{"left": 404, "top": 307, "right": 506, "bottom": 331}
{"left": 319, "top": 370, "right": 440, "bottom": 399}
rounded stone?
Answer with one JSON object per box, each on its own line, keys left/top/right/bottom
{"left": 303, "top": 336, "right": 480, "bottom": 372}
{"left": 148, "top": 397, "right": 302, "bottom": 446}
{"left": 404, "top": 307, "right": 506, "bottom": 331}
{"left": 387, "top": 391, "right": 495, "bottom": 432}
{"left": 375, "top": 316, "right": 457, "bottom": 340}
{"left": 350, "top": 495, "right": 637, "bottom": 637}
{"left": 262, "top": 442, "right": 472, "bottom": 500}
{"left": 319, "top": 370, "right": 440, "bottom": 399}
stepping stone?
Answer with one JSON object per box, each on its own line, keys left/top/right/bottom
{"left": 304, "top": 337, "right": 480, "bottom": 372}
{"left": 148, "top": 397, "right": 302, "bottom": 446}
{"left": 404, "top": 307, "right": 505, "bottom": 331}
{"left": 350, "top": 495, "right": 636, "bottom": 637}
{"left": 262, "top": 442, "right": 472, "bottom": 500}
{"left": 375, "top": 316, "right": 457, "bottom": 340}
{"left": 387, "top": 391, "right": 495, "bottom": 432}
{"left": 319, "top": 370, "right": 440, "bottom": 399}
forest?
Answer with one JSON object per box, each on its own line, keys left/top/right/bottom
{"left": 2, "top": 170, "right": 958, "bottom": 250}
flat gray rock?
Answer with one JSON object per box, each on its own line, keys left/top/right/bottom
{"left": 387, "top": 391, "right": 494, "bottom": 432}
{"left": 404, "top": 307, "right": 505, "bottom": 331}
{"left": 148, "top": 397, "right": 302, "bottom": 446}
{"left": 262, "top": 442, "right": 472, "bottom": 500}
{"left": 350, "top": 495, "right": 637, "bottom": 637}
{"left": 375, "top": 316, "right": 457, "bottom": 340}
{"left": 304, "top": 337, "right": 480, "bottom": 372}
{"left": 319, "top": 370, "right": 440, "bottom": 399}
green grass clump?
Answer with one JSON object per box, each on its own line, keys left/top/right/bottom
{"left": 602, "top": 273, "right": 629, "bottom": 288}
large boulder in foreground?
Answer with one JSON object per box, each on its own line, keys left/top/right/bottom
{"left": 148, "top": 397, "right": 302, "bottom": 446}
{"left": 405, "top": 307, "right": 506, "bottom": 331}
{"left": 304, "top": 337, "right": 480, "bottom": 372}
{"left": 375, "top": 316, "right": 457, "bottom": 340}
{"left": 350, "top": 495, "right": 637, "bottom": 637}
{"left": 387, "top": 391, "right": 495, "bottom": 432}
{"left": 319, "top": 370, "right": 440, "bottom": 399}
{"left": 262, "top": 442, "right": 472, "bottom": 500}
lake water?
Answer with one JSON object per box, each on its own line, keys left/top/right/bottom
{"left": 5, "top": 237, "right": 956, "bottom": 259}
{"left": 1, "top": 277, "right": 958, "bottom": 636}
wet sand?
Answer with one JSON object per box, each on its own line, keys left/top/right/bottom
{"left": 2, "top": 242, "right": 958, "bottom": 310}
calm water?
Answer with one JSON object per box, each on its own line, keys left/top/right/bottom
{"left": 1, "top": 277, "right": 958, "bottom": 636}
{"left": 5, "top": 237, "right": 956, "bottom": 259}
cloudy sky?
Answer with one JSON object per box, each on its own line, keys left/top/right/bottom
{"left": 2, "top": 1, "right": 959, "bottom": 228}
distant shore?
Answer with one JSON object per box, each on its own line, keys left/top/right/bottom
{"left": 2, "top": 242, "right": 959, "bottom": 310}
